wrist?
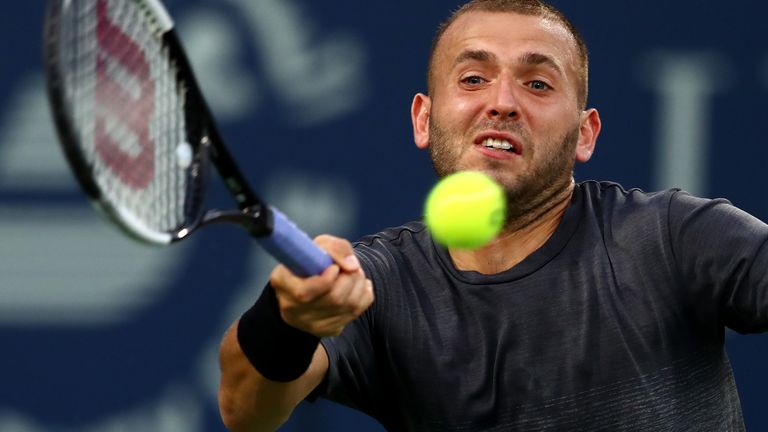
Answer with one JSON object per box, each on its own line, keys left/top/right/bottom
{"left": 236, "top": 284, "right": 320, "bottom": 382}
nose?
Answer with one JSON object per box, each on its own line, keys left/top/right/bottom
{"left": 487, "top": 80, "right": 518, "bottom": 120}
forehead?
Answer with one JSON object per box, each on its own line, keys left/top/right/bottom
{"left": 435, "top": 11, "right": 578, "bottom": 75}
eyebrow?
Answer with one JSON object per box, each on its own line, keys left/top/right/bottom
{"left": 453, "top": 49, "right": 498, "bottom": 67}
{"left": 452, "top": 49, "right": 564, "bottom": 77}
{"left": 518, "top": 51, "right": 564, "bottom": 77}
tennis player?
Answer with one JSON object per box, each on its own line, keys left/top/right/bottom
{"left": 219, "top": 0, "right": 767, "bottom": 430}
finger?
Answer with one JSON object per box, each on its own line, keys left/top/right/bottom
{"left": 317, "top": 281, "right": 372, "bottom": 335}
{"left": 323, "top": 268, "right": 364, "bottom": 310}
{"left": 346, "top": 275, "right": 374, "bottom": 316}
{"left": 300, "top": 269, "right": 354, "bottom": 317}
{"left": 314, "top": 235, "right": 360, "bottom": 273}
{"left": 300, "top": 269, "right": 364, "bottom": 321}
{"left": 271, "top": 263, "right": 340, "bottom": 304}
{"left": 315, "top": 270, "right": 370, "bottom": 319}
{"left": 360, "top": 279, "right": 375, "bottom": 313}
{"left": 285, "top": 273, "right": 373, "bottom": 337}
{"left": 306, "top": 315, "right": 349, "bottom": 337}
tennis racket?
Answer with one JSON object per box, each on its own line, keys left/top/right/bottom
{"left": 44, "top": 0, "right": 333, "bottom": 277}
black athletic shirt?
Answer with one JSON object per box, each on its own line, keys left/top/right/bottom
{"left": 315, "top": 181, "right": 768, "bottom": 431}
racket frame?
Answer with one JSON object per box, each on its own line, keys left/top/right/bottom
{"left": 45, "top": 0, "right": 333, "bottom": 276}
{"left": 44, "top": 0, "right": 273, "bottom": 245}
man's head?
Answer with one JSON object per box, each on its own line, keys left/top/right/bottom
{"left": 428, "top": 0, "right": 589, "bottom": 110}
{"left": 411, "top": 0, "right": 601, "bottom": 221}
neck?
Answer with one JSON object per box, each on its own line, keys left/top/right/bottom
{"left": 449, "top": 181, "right": 574, "bottom": 274}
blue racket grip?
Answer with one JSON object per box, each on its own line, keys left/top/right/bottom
{"left": 256, "top": 207, "right": 334, "bottom": 277}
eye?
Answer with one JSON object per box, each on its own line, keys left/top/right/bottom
{"left": 461, "top": 75, "right": 486, "bottom": 86}
{"left": 528, "top": 80, "right": 551, "bottom": 91}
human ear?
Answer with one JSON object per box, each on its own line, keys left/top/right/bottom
{"left": 411, "top": 93, "right": 431, "bottom": 150}
{"left": 575, "top": 108, "right": 601, "bottom": 163}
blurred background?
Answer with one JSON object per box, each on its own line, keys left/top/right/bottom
{"left": 1, "top": 0, "right": 767, "bottom": 430}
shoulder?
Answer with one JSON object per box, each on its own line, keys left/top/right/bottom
{"left": 575, "top": 181, "right": 768, "bottom": 243}
{"left": 352, "top": 220, "right": 434, "bottom": 275}
{"left": 570, "top": 181, "right": 688, "bottom": 244}
{"left": 575, "top": 180, "right": 681, "bottom": 222}
{"left": 577, "top": 180, "right": 679, "bottom": 208}
{"left": 355, "top": 220, "right": 429, "bottom": 249}
{"left": 577, "top": 180, "right": 751, "bottom": 223}
{"left": 667, "top": 190, "right": 766, "bottom": 236}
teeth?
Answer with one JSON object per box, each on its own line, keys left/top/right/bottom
{"left": 482, "top": 138, "right": 514, "bottom": 152}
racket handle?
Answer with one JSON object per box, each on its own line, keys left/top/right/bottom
{"left": 257, "top": 207, "right": 334, "bottom": 277}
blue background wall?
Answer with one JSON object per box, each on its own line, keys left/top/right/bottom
{"left": 0, "top": 1, "right": 766, "bottom": 430}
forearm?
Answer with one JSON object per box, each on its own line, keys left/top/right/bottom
{"left": 218, "top": 322, "right": 328, "bottom": 432}
{"left": 218, "top": 236, "right": 372, "bottom": 431}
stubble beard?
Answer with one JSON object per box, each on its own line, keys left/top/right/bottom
{"left": 428, "top": 117, "right": 580, "bottom": 231}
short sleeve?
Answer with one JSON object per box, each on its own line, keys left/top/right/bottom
{"left": 306, "top": 243, "right": 392, "bottom": 419}
{"left": 314, "top": 308, "right": 378, "bottom": 412}
{"left": 669, "top": 191, "right": 768, "bottom": 333}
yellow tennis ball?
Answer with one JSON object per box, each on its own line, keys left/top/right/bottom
{"left": 424, "top": 171, "right": 506, "bottom": 249}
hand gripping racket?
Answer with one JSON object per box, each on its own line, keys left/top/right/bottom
{"left": 44, "top": 0, "right": 333, "bottom": 277}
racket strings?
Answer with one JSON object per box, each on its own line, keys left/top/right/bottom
{"left": 54, "top": 0, "right": 197, "bottom": 236}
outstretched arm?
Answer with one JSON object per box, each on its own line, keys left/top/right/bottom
{"left": 218, "top": 322, "right": 329, "bottom": 431}
{"left": 218, "top": 235, "right": 374, "bottom": 431}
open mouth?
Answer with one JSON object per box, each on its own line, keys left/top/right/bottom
{"left": 480, "top": 138, "right": 518, "bottom": 154}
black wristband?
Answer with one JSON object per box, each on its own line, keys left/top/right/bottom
{"left": 236, "top": 284, "right": 320, "bottom": 382}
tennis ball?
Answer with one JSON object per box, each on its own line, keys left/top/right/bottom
{"left": 424, "top": 171, "right": 506, "bottom": 249}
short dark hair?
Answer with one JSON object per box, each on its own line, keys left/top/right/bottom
{"left": 427, "top": 0, "right": 589, "bottom": 109}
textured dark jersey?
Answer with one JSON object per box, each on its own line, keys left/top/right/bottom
{"left": 316, "top": 181, "right": 768, "bottom": 431}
